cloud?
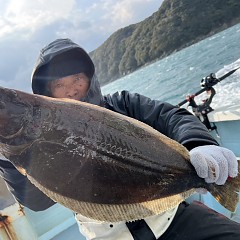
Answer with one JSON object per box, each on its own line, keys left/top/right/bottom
{"left": 0, "top": 0, "right": 75, "bottom": 39}
{"left": 83, "top": 0, "right": 156, "bottom": 33}
{"left": 56, "top": 0, "right": 163, "bottom": 50}
{"left": 91, "top": 0, "right": 161, "bottom": 31}
{"left": 0, "top": 0, "right": 163, "bottom": 49}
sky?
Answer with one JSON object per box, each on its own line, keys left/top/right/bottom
{"left": 0, "top": 0, "right": 163, "bottom": 92}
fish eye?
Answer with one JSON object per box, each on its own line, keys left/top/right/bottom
{"left": 56, "top": 83, "right": 64, "bottom": 88}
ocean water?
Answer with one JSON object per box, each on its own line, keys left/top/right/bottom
{"left": 102, "top": 23, "right": 240, "bottom": 109}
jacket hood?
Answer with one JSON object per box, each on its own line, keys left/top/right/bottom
{"left": 31, "top": 38, "right": 103, "bottom": 106}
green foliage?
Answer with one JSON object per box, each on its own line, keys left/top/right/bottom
{"left": 89, "top": 0, "right": 240, "bottom": 86}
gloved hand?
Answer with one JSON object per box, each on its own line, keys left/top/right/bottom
{"left": 189, "top": 145, "right": 238, "bottom": 185}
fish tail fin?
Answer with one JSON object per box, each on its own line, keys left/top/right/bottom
{"left": 209, "top": 164, "right": 240, "bottom": 213}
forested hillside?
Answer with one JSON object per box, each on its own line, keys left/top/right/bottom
{"left": 90, "top": 0, "right": 240, "bottom": 85}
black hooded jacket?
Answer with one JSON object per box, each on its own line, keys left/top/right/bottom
{"left": 0, "top": 39, "right": 218, "bottom": 211}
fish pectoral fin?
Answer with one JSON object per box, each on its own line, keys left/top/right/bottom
{"left": 0, "top": 126, "right": 24, "bottom": 141}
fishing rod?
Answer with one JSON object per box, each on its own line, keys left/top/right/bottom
{"left": 176, "top": 66, "right": 240, "bottom": 131}
{"left": 177, "top": 66, "right": 240, "bottom": 107}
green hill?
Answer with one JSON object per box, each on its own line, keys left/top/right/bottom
{"left": 90, "top": 0, "right": 240, "bottom": 85}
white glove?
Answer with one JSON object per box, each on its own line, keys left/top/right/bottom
{"left": 189, "top": 145, "right": 238, "bottom": 185}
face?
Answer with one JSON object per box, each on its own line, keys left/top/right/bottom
{"left": 49, "top": 73, "right": 90, "bottom": 100}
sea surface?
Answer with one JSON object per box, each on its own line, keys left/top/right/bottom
{"left": 102, "top": 23, "right": 240, "bottom": 110}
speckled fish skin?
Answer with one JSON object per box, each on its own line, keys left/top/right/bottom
{"left": 0, "top": 86, "right": 239, "bottom": 222}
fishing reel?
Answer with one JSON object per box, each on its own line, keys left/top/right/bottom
{"left": 186, "top": 73, "right": 218, "bottom": 131}
{"left": 178, "top": 66, "right": 240, "bottom": 131}
{"left": 200, "top": 73, "right": 219, "bottom": 90}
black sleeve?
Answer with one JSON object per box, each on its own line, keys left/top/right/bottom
{"left": 104, "top": 91, "right": 218, "bottom": 150}
{"left": 0, "top": 159, "right": 55, "bottom": 211}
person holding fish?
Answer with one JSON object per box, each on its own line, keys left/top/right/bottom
{"left": 1, "top": 38, "right": 240, "bottom": 239}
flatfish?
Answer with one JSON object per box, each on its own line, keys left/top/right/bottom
{"left": 0, "top": 86, "right": 239, "bottom": 222}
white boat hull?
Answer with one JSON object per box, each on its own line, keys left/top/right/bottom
{"left": 208, "top": 104, "right": 240, "bottom": 157}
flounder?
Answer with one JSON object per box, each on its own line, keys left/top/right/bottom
{"left": 0, "top": 86, "right": 239, "bottom": 222}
